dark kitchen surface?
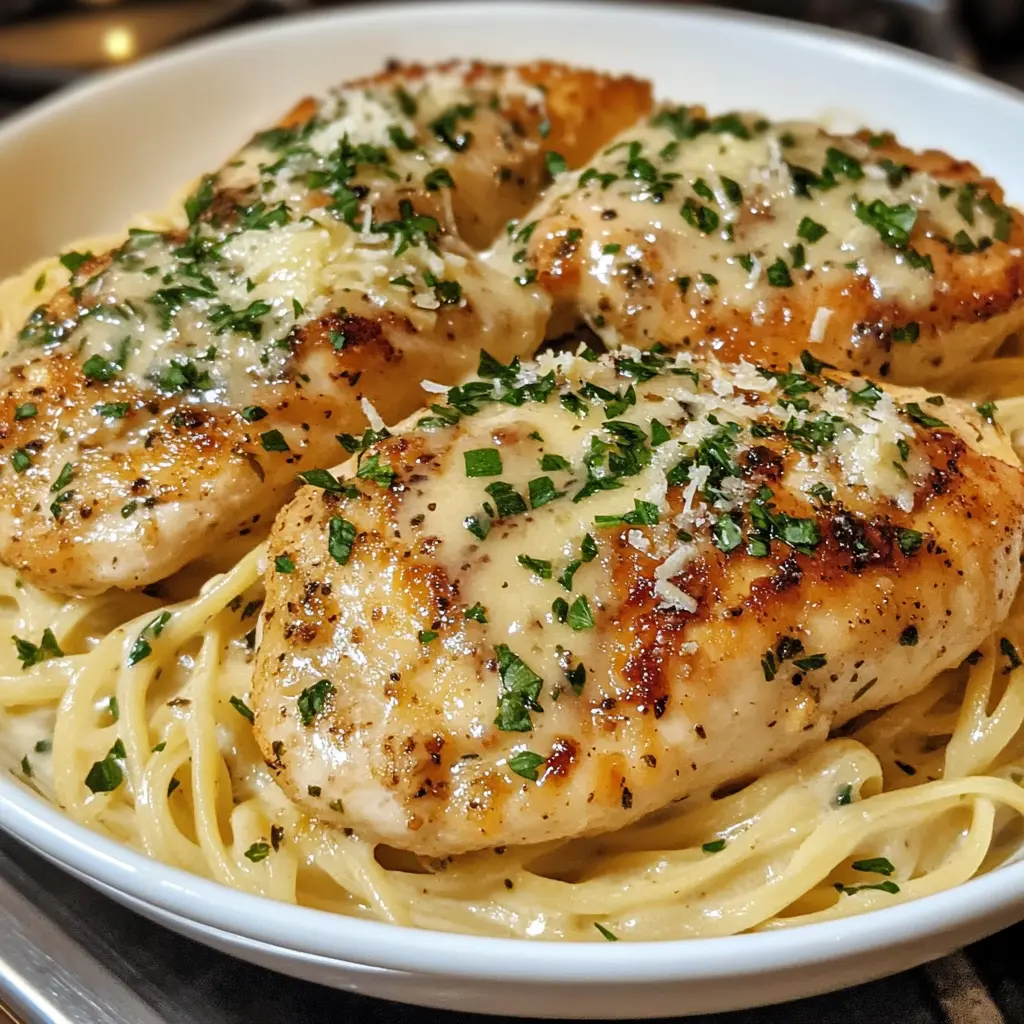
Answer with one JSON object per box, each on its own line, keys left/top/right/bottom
{"left": 0, "top": 2, "right": 1022, "bottom": 1023}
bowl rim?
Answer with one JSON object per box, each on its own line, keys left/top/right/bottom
{"left": 0, "top": 0, "right": 1022, "bottom": 983}
{"left": 3, "top": 775, "right": 1023, "bottom": 979}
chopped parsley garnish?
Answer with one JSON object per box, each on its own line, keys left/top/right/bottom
{"left": 567, "top": 595, "right": 595, "bottom": 632}
{"left": 680, "top": 197, "right": 719, "bottom": 234}
{"left": 797, "top": 216, "right": 827, "bottom": 243}
{"left": 241, "top": 406, "right": 268, "bottom": 423}
{"left": 485, "top": 481, "right": 528, "bottom": 518}
{"left": 849, "top": 380, "right": 883, "bottom": 408}
{"left": 260, "top": 429, "right": 290, "bottom": 452}
{"left": 14, "top": 403, "right": 37, "bottom": 420}
{"left": 328, "top": 516, "right": 357, "bottom": 565}
{"left": 230, "top": 696, "right": 255, "bottom": 723}
{"left": 853, "top": 197, "right": 917, "bottom": 249}
{"left": 297, "top": 468, "right": 348, "bottom": 493}
{"left": 96, "top": 401, "right": 130, "bottom": 419}
{"left": 494, "top": 644, "right": 544, "bottom": 732}
{"left": 12, "top": 628, "right": 64, "bottom": 669}
{"left": 793, "top": 654, "right": 827, "bottom": 672}
{"left": 128, "top": 611, "right": 171, "bottom": 666}
{"left": 896, "top": 528, "right": 923, "bottom": 556}
{"left": 766, "top": 257, "right": 793, "bottom": 287}
{"left": 297, "top": 679, "right": 335, "bottom": 726}
{"left": 834, "top": 880, "right": 900, "bottom": 896}
{"left": 59, "top": 250, "right": 93, "bottom": 275}
{"left": 975, "top": 401, "right": 997, "bottom": 424}
{"left": 595, "top": 499, "right": 660, "bottom": 528}
{"left": 424, "top": 167, "right": 455, "bottom": 191}
{"left": 594, "top": 923, "right": 619, "bottom": 942}
{"left": 356, "top": 453, "right": 395, "bottom": 488}
{"left": 517, "top": 555, "right": 552, "bottom": 579}
{"left": 825, "top": 146, "right": 863, "bottom": 180}
{"left": 464, "top": 448, "right": 503, "bottom": 477}
{"left": 835, "top": 783, "right": 854, "bottom": 806}
{"left": 465, "top": 603, "right": 488, "bottom": 623}
{"left": 244, "top": 842, "right": 271, "bottom": 863}
{"left": 904, "top": 402, "right": 946, "bottom": 429}
{"left": 274, "top": 554, "right": 295, "bottom": 574}
{"left": 892, "top": 322, "right": 919, "bottom": 343}
{"left": 49, "top": 461, "right": 74, "bottom": 493}
{"left": 82, "top": 354, "right": 121, "bottom": 382}
{"left": 552, "top": 597, "right": 569, "bottom": 623}
{"left": 545, "top": 151, "right": 568, "bottom": 177}
{"left": 11, "top": 449, "right": 32, "bottom": 474}
{"left": 702, "top": 839, "right": 726, "bottom": 854}
{"left": 540, "top": 453, "right": 572, "bottom": 472}
{"left": 418, "top": 630, "right": 438, "bottom": 644}
{"left": 84, "top": 746, "right": 124, "bottom": 793}
{"left": 711, "top": 515, "right": 742, "bottom": 553}
{"left": 528, "top": 476, "right": 560, "bottom": 509}
{"left": 508, "top": 750, "right": 546, "bottom": 781}
{"left": 650, "top": 419, "right": 671, "bottom": 447}
{"left": 852, "top": 857, "right": 896, "bottom": 876}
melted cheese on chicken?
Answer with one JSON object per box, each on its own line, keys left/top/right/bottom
{"left": 491, "top": 108, "right": 1024, "bottom": 384}
{"left": 0, "top": 62, "right": 650, "bottom": 595}
{"left": 253, "top": 347, "right": 1024, "bottom": 855}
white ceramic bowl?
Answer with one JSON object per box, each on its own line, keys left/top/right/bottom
{"left": 1, "top": 4, "right": 1023, "bottom": 1017}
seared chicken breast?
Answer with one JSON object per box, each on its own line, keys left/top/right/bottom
{"left": 253, "top": 347, "right": 1024, "bottom": 856}
{"left": 492, "top": 107, "right": 1024, "bottom": 384}
{"left": 0, "top": 62, "right": 650, "bottom": 595}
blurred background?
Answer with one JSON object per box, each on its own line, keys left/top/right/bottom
{"left": 0, "top": 0, "right": 1022, "bottom": 120}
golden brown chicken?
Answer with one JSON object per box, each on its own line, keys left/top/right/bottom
{"left": 490, "top": 107, "right": 1024, "bottom": 385}
{"left": 252, "top": 347, "right": 1024, "bottom": 856}
{"left": 0, "top": 62, "right": 650, "bottom": 595}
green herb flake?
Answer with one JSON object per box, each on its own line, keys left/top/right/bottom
{"left": 528, "top": 476, "right": 560, "bottom": 509}
{"left": 12, "top": 627, "right": 64, "bottom": 670}
{"left": 493, "top": 644, "right": 544, "bottom": 732}
{"left": 297, "top": 679, "right": 335, "bottom": 726}
{"left": 244, "top": 842, "right": 271, "bottom": 863}
{"left": 517, "top": 555, "right": 552, "bottom": 579}
{"left": 797, "top": 216, "right": 827, "bottom": 243}
{"left": 465, "top": 603, "right": 488, "bottom": 623}
{"left": 766, "top": 257, "right": 793, "bottom": 287}
{"left": 14, "top": 403, "right": 37, "bottom": 420}
{"left": 464, "top": 448, "right": 503, "bottom": 477}
{"left": 508, "top": 750, "right": 546, "bottom": 781}
{"left": 594, "top": 923, "right": 619, "bottom": 942}
{"left": 128, "top": 611, "right": 171, "bottom": 666}
{"left": 260, "top": 429, "right": 290, "bottom": 452}
{"left": 59, "top": 250, "right": 94, "bottom": 275}
{"left": 418, "top": 630, "right": 438, "bottom": 644}
{"left": 702, "top": 839, "right": 726, "bottom": 854}
{"left": 84, "top": 752, "right": 123, "bottom": 794}
{"left": 567, "top": 595, "right": 595, "bottom": 632}
{"left": 904, "top": 402, "right": 946, "bottom": 429}
{"left": 230, "top": 695, "right": 255, "bottom": 723}
{"left": 328, "top": 516, "right": 357, "bottom": 565}
{"left": 274, "top": 554, "right": 296, "bottom": 574}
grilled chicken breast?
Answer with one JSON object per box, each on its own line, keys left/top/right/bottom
{"left": 253, "top": 347, "right": 1024, "bottom": 855}
{"left": 0, "top": 62, "right": 650, "bottom": 596}
{"left": 491, "top": 107, "right": 1024, "bottom": 384}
